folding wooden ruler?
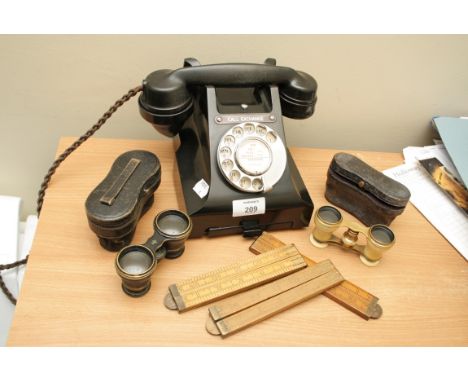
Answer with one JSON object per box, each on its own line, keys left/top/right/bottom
{"left": 206, "top": 259, "right": 344, "bottom": 337}
{"left": 164, "top": 244, "right": 307, "bottom": 312}
{"left": 249, "top": 232, "right": 383, "bottom": 320}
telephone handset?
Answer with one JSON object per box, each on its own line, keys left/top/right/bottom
{"left": 139, "top": 58, "right": 318, "bottom": 238}
{"left": 138, "top": 58, "right": 317, "bottom": 133}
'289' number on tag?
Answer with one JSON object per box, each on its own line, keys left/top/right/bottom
{"left": 245, "top": 206, "right": 258, "bottom": 214}
{"left": 232, "top": 197, "right": 265, "bottom": 217}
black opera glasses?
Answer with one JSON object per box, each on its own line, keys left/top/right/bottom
{"left": 115, "top": 209, "right": 192, "bottom": 297}
{"left": 310, "top": 205, "right": 395, "bottom": 266}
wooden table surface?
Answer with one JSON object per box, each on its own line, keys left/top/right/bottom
{"left": 8, "top": 137, "right": 468, "bottom": 346}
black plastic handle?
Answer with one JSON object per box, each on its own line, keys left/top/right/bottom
{"left": 138, "top": 59, "right": 318, "bottom": 132}
{"left": 174, "top": 64, "right": 300, "bottom": 87}
{"left": 141, "top": 61, "right": 316, "bottom": 110}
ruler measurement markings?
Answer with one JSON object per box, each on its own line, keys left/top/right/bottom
{"left": 175, "top": 250, "right": 303, "bottom": 298}
{"left": 178, "top": 256, "right": 307, "bottom": 309}
{"left": 208, "top": 260, "right": 336, "bottom": 322}
{"left": 178, "top": 244, "right": 298, "bottom": 288}
{"left": 182, "top": 261, "right": 305, "bottom": 302}
{"left": 181, "top": 255, "right": 305, "bottom": 301}
{"left": 215, "top": 268, "right": 345, "bottom": 337}
{"left": 249, "top": 232, "right": 382, "bottom": 319}
{"left": 175, "top": 244, "right": 299, "bottom": 292}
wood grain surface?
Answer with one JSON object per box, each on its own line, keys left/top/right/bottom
{"left": 250, "top": 232, "right": 382, "bottom": 319}
{"left": 212, "top": 262, "right": 344, "bottom": 337}
{"left": 7, "top": 137, "right": 468, "bottom": 346}
{"left": 207, "top": 260, "right": 339, "bottom": 322}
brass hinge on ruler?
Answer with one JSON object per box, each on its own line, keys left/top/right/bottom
{"left": 249, "top": 232, "right": 383, "bottom": 320}
{"left": 164, "top": 244, "right": 307, "bottom": 312}
{"left": 206, "top": 259, "right": 344, "bottom": 337}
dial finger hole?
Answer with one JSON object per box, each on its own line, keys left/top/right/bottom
{"left": 230, "top": 170, "right": 240, "bottom": 182}
{"left": 222, "top": 159, "right": 233, "bottom": 172}
{"left": 266, "top": 131, "right": 277, "bottom": 143}
{"left": 256, "top": 125, "right": 267, "bottom": 136}
{"left": 244, "top": 123, "right": 255, "bottom": 134}
{"left": 233, "top": 127, "right": 244, "bottom": 138}
{"left": 252, "top": 178, "right": 263, "bottom": 191}
{"left": 239, "top": 177, "right": 251, "bottom": 190}
{"left": 224, "top": 135, "right": 236, "bottom": 146}
{"left": 219, "top": 146, "right": 232, "bottom": 159}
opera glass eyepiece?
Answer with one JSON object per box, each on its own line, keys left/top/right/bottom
{"left": 310, "top": 205, "right": 395, "bottom": 266}
{"left": 115, "top": 209, "right": 192, "bottom": 297}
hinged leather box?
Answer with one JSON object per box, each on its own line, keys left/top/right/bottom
{"left": 325, "top": 152, "right": 410, "bottom": 226}
{"left": 85, "top": 150, "right": 161, "bottom": 251}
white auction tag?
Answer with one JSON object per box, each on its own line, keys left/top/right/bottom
{"left": 232, "top": 197, "right": 265, "bottom": 217}
{"left": 193, "top": 179, "right": 209, "bottom": 198}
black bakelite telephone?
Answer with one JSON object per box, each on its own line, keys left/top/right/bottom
{"left": 138, "top": 58, "right": 318, "bottom": 237}
{"left": 0, "top": 58, "right": 317, "bottom": 304}
{"left": 1, "top": 57, "right": 319, "bottom": 304}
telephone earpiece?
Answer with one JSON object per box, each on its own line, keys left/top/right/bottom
{"left": 138, "top": 68, "right": 194, "bottom": 137}
{"left": 279, "top": 70, "right": 317, "bottom": 119}
{"left": 138, "top": 58, "right": 317, "bottom": 137}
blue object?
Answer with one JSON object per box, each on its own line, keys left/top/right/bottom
{"left": 432, "top": 116, "right": 468, "bottom": 186}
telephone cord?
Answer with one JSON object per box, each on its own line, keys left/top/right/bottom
{"left": 0, "top": 85, "right": 143, "bottom": 305}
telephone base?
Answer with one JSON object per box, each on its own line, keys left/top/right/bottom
{"left": 181, "top": 150, "right": 314, "bottom": 238}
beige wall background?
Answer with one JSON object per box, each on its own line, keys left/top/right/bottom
{"left": 1, "top": 35, "right": 468, "bottom": 218}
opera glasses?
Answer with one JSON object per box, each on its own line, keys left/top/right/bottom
{"left": 310, "top": 205, "right": 395, "bottom": 266}
{"left": 115, "top": 209, "right": 192, "bottom": 297}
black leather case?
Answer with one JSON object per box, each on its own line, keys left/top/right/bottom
{"left": 325, "top": 152, "right": 411, "bottom": 226}
{"left": 85, "top": 150, "right": 161, "bottom": 251}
